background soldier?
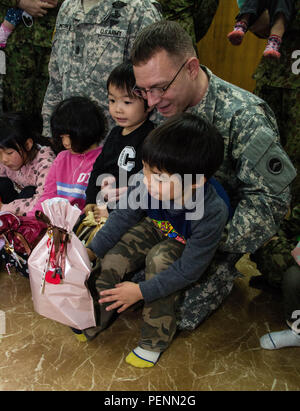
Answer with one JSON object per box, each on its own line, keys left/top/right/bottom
{"left": 252, "top": 0, "right": 300, "bottom": 206}
{"left": 0, "top": 0, "right": 63, "bottom": 115}
{"left": 42, "top": 0, "right": 162, "bottom": 138}
{"left": 158, "top": 0, "right": 219, "bottom": 52}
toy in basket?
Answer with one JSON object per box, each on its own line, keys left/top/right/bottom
{"left": 28, "top": 198, "right": 96, "bottom": 330}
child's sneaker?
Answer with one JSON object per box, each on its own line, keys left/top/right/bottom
{"left": 227, "top": 21, "right": 248, "bottom": 46}
{"left": 263, "top": 35, "right": 282, "bottom": 59}
{"left": 71, "top": 327, "right": 88, "bottom": 342}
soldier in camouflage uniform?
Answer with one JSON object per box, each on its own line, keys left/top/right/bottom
{"left": 129, "top": 20, "right": 296, "bottom": 331}
{"left": 42, "top": 0, "right": 162, "bottom": 137}
{"left": 252, "top": 0, "right": 300, "bottom": 206}
{"left": 0, "top": 0, "right": 63, "bottom": 114}
{"left": 158, "top": 0, "right": 219, "bottom": 50}
{"left": 243, "top": 1, "right": 300, "bottom": 288}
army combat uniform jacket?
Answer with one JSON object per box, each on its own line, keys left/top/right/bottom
{"left": 42, "top": 0, "right": 162, "bottom": 137}
{"left": 158, "top": 0, "right": 219, "bottom": 46}
{"left": 189, "top": 66, "right": 297, "bottom": 255}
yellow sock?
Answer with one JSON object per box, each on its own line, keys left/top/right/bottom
{"left": 125, "top": 347, "right": 160, "bottom": 368}
{"left": 71, "top": 327, "right": 88, "bottom": 342}
{"left": 76, "top": 333, "right": 88, "bottom": 342}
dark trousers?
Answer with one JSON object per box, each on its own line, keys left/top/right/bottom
{"left": 238, "top": 0, "right": 295, "bottom": 26}
{"left": 0, "top": 177, "right": 36, "bottom": 204}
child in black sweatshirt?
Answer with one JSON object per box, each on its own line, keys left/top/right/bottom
{"left": 85, "top": 61, "right": 154, "bottom": 220}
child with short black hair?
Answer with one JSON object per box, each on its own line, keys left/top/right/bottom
{"left": 228, "top": 0, "right": 295, "bottom": 59}
{"left": 83, "top": 113, "right": 230, "bottom": 368}
{"left": 84, "top": 60, "right": 154, "bottom": 221}
{"left": 0, "top": 111, "right": 55, "bottom": 215}
{"left": 28, "top": 96, "right": 106, "bottom": 216}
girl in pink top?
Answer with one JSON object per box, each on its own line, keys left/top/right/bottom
{"left": 28, "top": 97, "right": 106, "bottom": 216}
{"left": 0, "top": 112, "right": 56, "bottom": 215}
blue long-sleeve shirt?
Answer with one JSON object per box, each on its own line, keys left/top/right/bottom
{"left": 89, "top": 175, "right": 228, "bottom": 303}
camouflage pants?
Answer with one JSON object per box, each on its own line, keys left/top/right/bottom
{"left": 251, "top": 203, "right": 300, "bottom": 288}
{"left": 251, "top": 235, "right": 296, "bottom": 288}
{"left": 85, "top": 217, "right": 241, "bottom": 350}
{"left": 85, "top": 217, "right": 185, "bottom": 352}
{"left": 254, "top": 84, "right": 300, "bottom": 206}
{"left": 2, "top": 43, "right": 51, "bottom": 114}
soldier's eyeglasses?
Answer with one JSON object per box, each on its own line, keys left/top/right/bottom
{"left": 132, "top": 60, "right": 188, "bottom": 99}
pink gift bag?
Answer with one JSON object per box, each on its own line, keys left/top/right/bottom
{"left": 291, "top": 241, "right": 300, "bottom": 266}
{"left": 28, "top": 198, "right": 96, "bottom": 330}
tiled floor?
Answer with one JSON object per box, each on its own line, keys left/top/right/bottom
{"left": 0, "top": 255, "right": 299, "bottom": 391}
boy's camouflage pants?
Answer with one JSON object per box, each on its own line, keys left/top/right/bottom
{"left": 85, "top": 217, "right": 185, "bottom": 352}
{"left": 85, "top": 217, "right": 241, "bottom": 351}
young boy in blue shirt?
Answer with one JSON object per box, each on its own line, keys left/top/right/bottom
{"left": 85, "top": 113, "right": 230, "bottom": 368}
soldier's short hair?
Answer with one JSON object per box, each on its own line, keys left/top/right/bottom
{"left": 51, "top": 96, "right": 107, "bottom": 154}
{"left": 131, "top": 20, "right": 196, "bottom": 65}
{"left": 142, "top": 113, "right": 224, "bottom": 182}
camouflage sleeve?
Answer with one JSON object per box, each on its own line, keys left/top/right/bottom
{"left": 194, "top": 0, "right": 219, "bottom": 42}
{"left": 158, "top": 0, "right": 218, "bottom": 44}
{"left": 220, "top": 109, "right": 297, "bottom": 254}
{"left": 41, "top": 13, "right": 63, "bottom": 138}
{"left": 280, "top": 204, "right": 300, "bottom": 239}
{"left": 125, "top": 1, "right": 162, "bottom": 60}
{"left": 0, "top": 1, "right": 19, "bottom": 7}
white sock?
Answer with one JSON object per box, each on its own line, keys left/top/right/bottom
{"left": 133, "top": 346, "right": 160, "bottom": 363}
{"left": 260, "top": 329, "right": 300, "bottom": 350}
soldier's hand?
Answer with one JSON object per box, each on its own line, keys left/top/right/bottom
{"left": 19, "top": 0, "right": 58, "bottom": 18}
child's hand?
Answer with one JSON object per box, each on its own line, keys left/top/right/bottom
{"left": 93, "top": 205, "right": 109, "bottom": 222}
{"left": 86, "top": 247, "right": 96, "bottom": 261}
{"left": 84, "top": 203, "right": 97, "bottom": 214}
{"left": 99, "top": 282, "right": 143, "bottom": 313}
{"left": 101, "top": 176, "right": 128, "bottom": 203}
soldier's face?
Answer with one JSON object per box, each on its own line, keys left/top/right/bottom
{"left": 133, "top": 50, "right": 197, "bottom": 117}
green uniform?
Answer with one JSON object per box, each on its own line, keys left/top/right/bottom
{"left": 158, "top": 0, "right": 219, "bottom": 47}
{"left": 0, "top": 0, "right": 64, "bottom": 114}
{"left": 251, "top": 204, "right": 300, "bottom": 288}
{"left": 189, "top": 66, "right": 296, "bottom": 255}
{"left": 42, "top": 0, "right": 162, "bottom": 137}
{"left": 176, "top": 66, "right": 296, "bottom": 329}
{"left": 253, "top": 0, "right": 300, "bottom": 206}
